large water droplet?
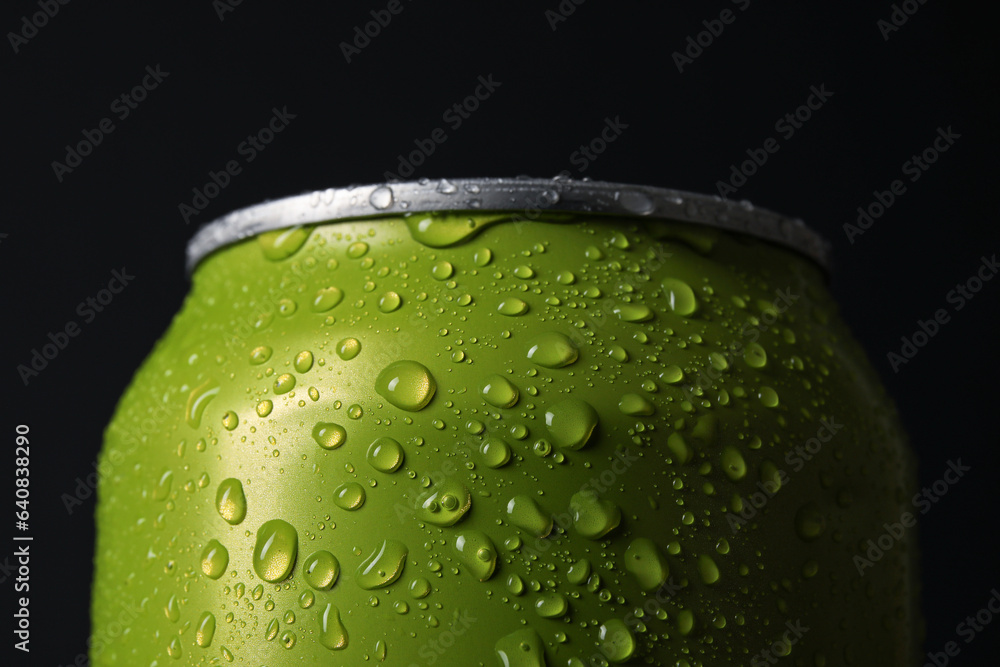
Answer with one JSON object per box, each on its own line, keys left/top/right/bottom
{"left": 570, "top": 491, "right": 621, "bottom": 539}
{"left": 186, "top": 379, "right": 220, "bottom": 428}
{"left": 506, "top": 495, "right": 553, "bottom": 538}
{"left": 795, "top": 502, "right": 826, "bottom": 541}
{"left": 152, "top": 469, "right": 173, "bottom": 501}
{"left": 661, "top": 278, "right": 698, "bottom": 316}
{"left": 369, "top": 185, "right": 394, "bottom": 210}
{"left": 405, "top": 211, "right": 505, "bottom": 247}
{"left": 336, "top": 337, "right": 361, "bottom": 360}
{"left": 312, "top": 287, "right": 344, "bottom": 312}
{"left": 201, "top": 539, "right": 229, "bottom": 579}
{"left": 624, "top": 538, "right": 670, "bottom": 590}
{"left": 376, "top": 360, "right": 436, "bottom": 411}
{"left": 303, "top": 550, "right": 340, "bottom": 590}
{"left": 494, "top": 628, "right": 546, "bottom": 667}
{"left": 599, "top": 619, "right": 636, "bottom": 663}
{"left": 312, "top": 422, "right": 347, "bottom": 450}
{"left": 618, "top": 393, "right": 654, "bottom": 416}
{"left": 545, "top": 397, "right": 599, "bottom": 450}
{"left": 356, "top": 539, "right": 408, "bottom": 589}
{"left": 454, "top": 529, "right": 498, "bottom": 581}
{"left": 253, "top": 519, "right": 298, "bottom": 583}
{"left": 319, "top": 603, "right": 348, "bottom": 650}
{"left": 721, "top": 446, "right": 747, "bottom": 481}
{"left": 698, "top": 554, "right": 720, "bottom": 584}
{"left": 743, "top": 342, "right": 768, "bottom": 368}
{"left": 534, "top": 592, "right": 569, "bottom": 618}
{"left": 480, "top": 374, "right": 519, "bottom": 408}
{"left": 613, "top": 304, "right": 653, "bottom": 323}
{"left": 416, "top": 480, "right": 472, "bottom": 526}
{"left": 619, "top": 190, "right": 655, "bottom": 215}
{"left": 333, "top": 482, "right": 366, "bottom": 510}
{"left": 216, "top": 478, "right": 246, "bottom": 525}
{"left": 196, "top": 611, "right": 216, "bottom": 648}
{"left": 259, "top": 226, "right": 310, "bottom": 261}
{"left": 497, "top": 297, "right": 529, "bottom": 316}
{"left": 526, "top": 332, "right": 579, "bottom": 368}
{"left": 479, "top": 437, "right": 512, "bottom": 468}
{"left": 367, "top": 437, "right": 405, "bottom": 472}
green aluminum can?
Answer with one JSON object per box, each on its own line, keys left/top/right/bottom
{"left": 90, "top": 178, "right": 919, "bottom": 665}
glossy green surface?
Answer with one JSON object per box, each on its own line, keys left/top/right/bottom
{"left": 91, "top": 213, "right": 919, "bottom": 665}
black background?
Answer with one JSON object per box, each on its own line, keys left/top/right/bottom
{"left": 3, "top": 1, "right": 998, "bottom": 665}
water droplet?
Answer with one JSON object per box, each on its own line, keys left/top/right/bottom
{"left": 660, "top": 365, "right": 684, "bottom": 384}
{"left": 795, "top": 502, "right": 826, "bottom": 541}
{"left": 759, "top": 386, "right": 779, "bottom": 408}
{"left": 613, "top": 303, "right": 654, "bottom": 322}
{"left": 336, "top": 337, "right": 361, "bottom": 360}
{"left": 667, "top": 432, "right": 693, "bottom": 464}
{"left": 494, "top": 628, "right": 546, "bottom": 667}
{"left": 454, "top": 530, "right": 498, "bottom": 581}
{"left": 312, "top": 287, "right": 344, "bottom": 312}
{"left": 506, "top": 573, "right": 525, "bottom": 595}
{"left": 273, "top": 373, "right": 296, "bottom": 395}
{"left": 303, "top": 550, "right": 340, "bottom": 590}
{"left": 619, "top": 190, "right": 655, "bottom": 215}
{"left": 480, "top": 374, "right": 519, "bottom": 408}
{"left": 369, "top": 186, "right": 394, "bottom": 210}
{"left": 186, "top": 379, "right": 220, "bottom": 428}
{"left": 166, "top": 636, "right": 182, "bottom": 659}
{"left": 618, "top": 393, "right": 655, "bottom": 416}
{"left": 250, "top": 346, "right": 272, "bottom": 364}
{"left": 624, "top": 538, "right": 670, "bottom": 590}
{"left": 607, "top": 344, "right": 629, "bottom": 362}
{"left": 152, "top": 469, "right": 173, "bottom": 501}
{"left": 201, "top": 539, "right": 229, "bottom": 579}
{"left": 294, "top": 350, "right": 314, "bottom": 373}
{"left": 661, "top": 278, "right": 698, "bottom": 316}
{"left": 567, "top": 558, "right": 591, "bottom": 585}
{"left": 497, "top": 298, "right": 529, "bottom": 316}
{"left": 599, "top": 618, "right": 637, "bottom": 662}
{"left": 405, "top": 211, "right": 505, "bottom": 247}
{"left": 479, "top": 437, "right": 512, "bottom": 468}
{"left": 417, "top": 480, "right": 472, "bottom": 526}
{"left": 216, "top": 478, "right": 246, "bottom": 525}
{"left": 473, "top": 247, "right": 493, "bottom": 266}
{"left": 570, "top": 491, "right": 621, "bottom": 540}
{"left": 312, "top": 422, "right": 347, "bottom": 450}
{"left": 164, "top": 594, "right": 180, "bottom": 622}
{"left": 698, "top": 554, "right": 720, "bottom": 584}
{"left": 514, "top": 265, "right": 535, "bottom": 279}
{"left": 721, "top": 446, "right": 747, "bottom": 481}
{"left": 259, "top": 226, "right": 310, "bottom": 261}
{"left": 544, "top": 397, "right": 599, "bottom": 450}
{"left": 256, "top": 400, "right": 273, "bottom": 417}
{"left": 356, "top": 539, "right": 408, "bottom": 589}
{"left": 319, "top": 603, "right": 349, "bottom": 650}
{"left": 378, "top": 291, "right": 402, "bottom": 312}
{"left": 333, "top": 482, "right": 366, "bottom": 510}
{"left": 431, "top": 261, "right": 454, "bottom": 280}
{"left": 375, "top": 360, "right": 436, "bottom": 411}
{"left": 252, "top": 519, "right": 298, "bottom": 583}
{"left": 506, "top": 495, "right": 553, "bottom": 538}
{"left": 367, "top": 437, "right": 405, "bottom": 472}
{"left": 221, "top": 410, "right": 239, "bottom": 430}
{"left": 534, "top": 592, "right": 569, "bottom": 618}
{"left": 409, "top": 577, "right": 432, "bottom": 599}
{"left": 196, "top": 611, "right": 216, "bottom": 647}
{"left": 743, "top": 342, "right": 767, "bottom": 368}
{"left": 526, "top": 332, "right": 579, "bottom": 368}
{"left": 299, "top": 590, "right": 315, "bottom": 609}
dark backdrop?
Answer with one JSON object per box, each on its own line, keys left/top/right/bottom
{"left": 3, "top": 1, "right": 998, "bottom": 665}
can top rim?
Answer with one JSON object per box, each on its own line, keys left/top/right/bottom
{"left": 186, "top": 177, "right": 831, "bottom": 274}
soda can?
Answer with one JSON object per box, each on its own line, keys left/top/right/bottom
{"left": 90, "top": 178, "right": 919, "bottom": 665}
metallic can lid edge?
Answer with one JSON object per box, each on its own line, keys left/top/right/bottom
{"left": 185, "top": 177, "right": 832, "bottom": 274}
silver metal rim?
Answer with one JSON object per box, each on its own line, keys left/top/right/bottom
{"left": 186, "top": 177, "right": 831, "bottom": 274}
